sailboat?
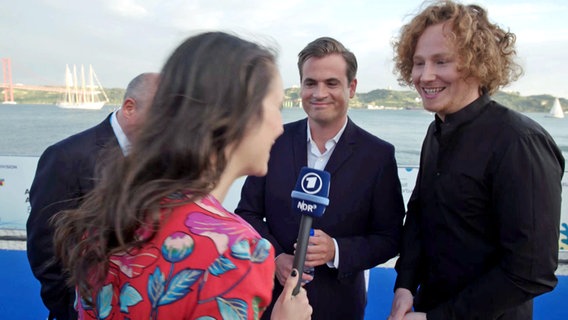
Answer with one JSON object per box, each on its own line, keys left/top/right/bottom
{"left": 57, "top": 64, "right": 109, "bottom": 110}
{"left": 548, "top": 98, "right": 565, "bottom": 119}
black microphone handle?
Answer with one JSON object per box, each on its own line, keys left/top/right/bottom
{"left": 292, "top": 214, "right": 313, "bottom": 296}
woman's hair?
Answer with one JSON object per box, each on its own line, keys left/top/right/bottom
{"left": 392, "top": 0, "right": 523, "bottom": 95}
{"left": 297, "top": 37, "right": 358, "bottom": 83}
{"left": 53, "top": 31, "right": 278, "bottom": 302}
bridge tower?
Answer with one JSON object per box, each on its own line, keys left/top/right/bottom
{"left": 1, "top": 58, "right": 15, "bottom": 104}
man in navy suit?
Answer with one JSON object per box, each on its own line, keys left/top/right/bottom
{"left": 235, "top": 37, "right": 406, "bottom": 320}
{"left": 26, "top": 72, "right": 159, "bottom": 320}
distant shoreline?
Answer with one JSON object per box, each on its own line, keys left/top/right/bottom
{"left": 2, "top": 87, "right": 566, "bottom": 113}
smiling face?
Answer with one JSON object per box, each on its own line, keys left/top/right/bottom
{"left": 300, "top": 54, "right": 356, "bottom": 129}
{"left": 412, "top": 22, "right": 481, "bottom": 120}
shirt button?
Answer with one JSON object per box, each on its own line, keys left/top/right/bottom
{"left": 436, "top": 172, "right": 440, "bottom": 176}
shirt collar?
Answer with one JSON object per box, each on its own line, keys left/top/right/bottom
{"left": 306, "top": 118, "right": 348, "bottom": 147}
{"left": 435, "top": 93, "right": 490, "bottom": 137}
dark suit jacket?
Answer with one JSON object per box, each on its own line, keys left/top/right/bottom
{"left": 235, "top": 118, "right": 405, "bottom": 320}
{"left": 26, "top": 114, "right": 119, "bottom": 320}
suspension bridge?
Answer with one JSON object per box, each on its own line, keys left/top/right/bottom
{"left": 1, "top": 57, "right": 68, "bottom": 104}
{"left": 1, "top": 57, "right": 300, "bottom": 107}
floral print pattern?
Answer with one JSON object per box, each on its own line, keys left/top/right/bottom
{"left": 77, "top": 195, "right": 275, "bottom": 319}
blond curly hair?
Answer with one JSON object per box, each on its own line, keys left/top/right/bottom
{"left": 393, "top": 0, "right": 523, "bottom": 95}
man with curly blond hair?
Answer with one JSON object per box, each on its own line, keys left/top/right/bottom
{"left": 388, "top": 1, "right": 565, "bottom": 319}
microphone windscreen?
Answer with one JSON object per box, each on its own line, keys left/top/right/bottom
{"left": 290, "top": 167, "right": 330, "bottom": 218}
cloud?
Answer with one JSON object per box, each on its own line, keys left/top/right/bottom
{"left": 104, "top": 0, "right": 149, "bottom": 19}
{"left": 483, "top": 1, "right": 568, "bottom": 43}
{"left": 2, "top": 0, "right": 568, "bottom": 98}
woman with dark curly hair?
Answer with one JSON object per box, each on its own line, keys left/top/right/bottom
{"left": 389, "top": 1, "right": 564, "bottom": 319}
{"left": 53, "top": 32, "right": 311, "bottom": 320}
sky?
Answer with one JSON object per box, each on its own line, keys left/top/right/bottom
{"left": 1, "top": 0, "right": 568, "bottom": 99}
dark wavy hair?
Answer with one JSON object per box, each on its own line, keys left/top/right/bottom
{"left": 53, "top": 31, "right": 278, "bottom": 303}
{"left": 297, "top": 36, "right": 358, "bottom": 83}
{"left": 393, "top": 0, "right": 522, "bottom": 95}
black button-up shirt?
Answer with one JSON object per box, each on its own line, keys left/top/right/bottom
{"left": 395, "top": 94, "right": 565, "bottom": 319}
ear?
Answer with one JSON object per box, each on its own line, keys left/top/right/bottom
{"left": 122, "top": 98, "right": 137, "bottom": 117}
{"left": 349, "top": 78, "right": 357, "bottom": 98}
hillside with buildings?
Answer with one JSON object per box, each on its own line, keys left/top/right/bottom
{"left": 6, "top": 87, "right": 566, "bottom": 114}
{"left": 284, "top": 87, "right": 566, "bottom": 113}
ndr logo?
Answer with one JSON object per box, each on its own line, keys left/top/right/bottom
{"left": 297, "top": 200, "right": 317, "bottom": 213}
{"left": 300, "top": 172, "right": 323, "bottom": 194}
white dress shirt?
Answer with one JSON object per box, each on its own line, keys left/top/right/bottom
{"left": 306, "top": 119, "right": 347, "bottom": 269}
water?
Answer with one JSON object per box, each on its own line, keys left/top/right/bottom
{"left": 1, "top": 104, "right": 566, "bottom": 166}
{"left": 0, "top": 104, "right": 120, "bottom": 157}
{"left": 1, "top": 104, "right": 567, "bottom": 232}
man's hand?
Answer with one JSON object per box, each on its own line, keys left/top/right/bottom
{"left": 388, "top": 288, "right": 414, "bottom": 320}
{"left": 302, "top": 229, "right": 335, "bottom": 267}
{"left": 274, "top": 253, "right": 294, "bottom": 286}
{"left": 402, "top": 312, "right": 427, "bottom": 320}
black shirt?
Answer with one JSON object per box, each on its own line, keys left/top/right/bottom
{"left": 395, "top": 94, "right": 565, "bottom": 319}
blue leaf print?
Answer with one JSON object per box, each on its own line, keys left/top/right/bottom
{"left": 158, "top": 269, "right": 204, "bottom": 306}
{"left": 119, "top": 283, "right": 143, "bottom": 313}
{"left": 250, "top": 238, "right": 271, "bottom": 263}
{"left": 196, "top": 317, "right": 216, "bottom": 320}
{"left": 80, "top": 296, "right": 93, "bottom": 311}
{"left": 97, "top": 284, "right": 113, "bottom": 319}
{"left": 148, "top": 267, "right": 166, "bottom": 308}
{"left": 209, "top": 256, "right": 237, "bottom": 276}
{"left": 230, "top": 240, "right": 251, "bottom": 260}
{"left": 217, "top": 297, "right": 248, "bottom": 320}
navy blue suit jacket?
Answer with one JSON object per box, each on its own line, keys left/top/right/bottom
{"left": 236, "top": 118, "right": 405, "bottom": 320}
{"left": 26, "top": 114, "right": 119, "bottom": 320}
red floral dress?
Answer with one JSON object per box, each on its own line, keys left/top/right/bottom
{"left": 76, "top": 194, "right": 275, "bottom": 319}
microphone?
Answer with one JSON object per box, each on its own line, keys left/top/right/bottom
{"left": 290, "top": 167, "right": 330, "bottom": 295}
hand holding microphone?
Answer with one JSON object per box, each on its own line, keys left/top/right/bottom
{"left": 290, "top": 167, "right": 330, "bottom": 296}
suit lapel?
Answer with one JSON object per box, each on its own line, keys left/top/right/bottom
{"left": 291, "top": 119, "right": 308, "bottom": 177}
{"left": 324, "top": 118, "right": 356, "bottom": 175}
{"left": 95, "top": 114, "right": 119, "bottom": 149}
{"left": 92, "top": 114, "right": 121, "bottom": 169}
